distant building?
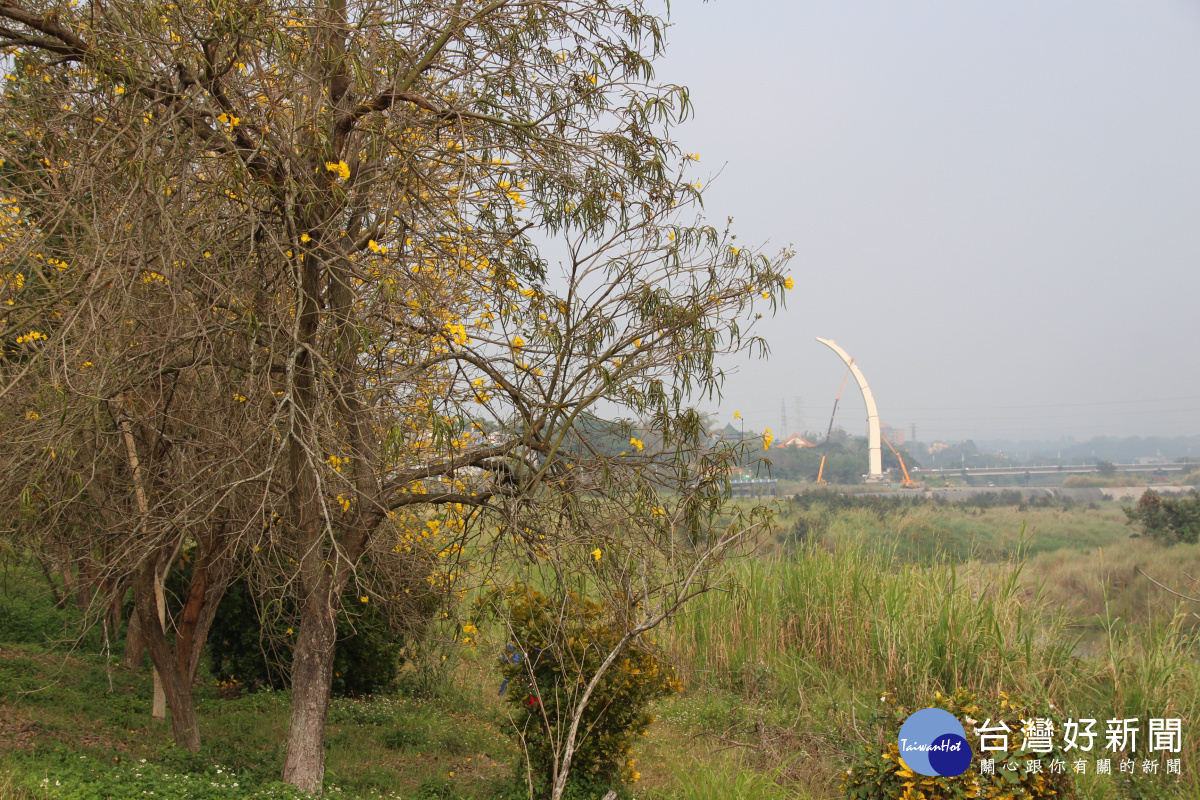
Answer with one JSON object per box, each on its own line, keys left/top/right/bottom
{"left": 774, "top": 433, "right": 815, "bottom": 449}
{"left": 880, "top": 424, "right": 905, "bottom": 446}
{"left": 710, "top": 422, "right": 745, "bottom": 443}
{"left": 928, "top": 442, "right": 950, "bottom": 455}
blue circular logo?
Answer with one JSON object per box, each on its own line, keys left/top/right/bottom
{"left": 897, "top": 708, "right": 973, "bottom": 777}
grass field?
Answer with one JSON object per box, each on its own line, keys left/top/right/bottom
{"left": 2, "top": 495, "right": 1199, "bottom": 799}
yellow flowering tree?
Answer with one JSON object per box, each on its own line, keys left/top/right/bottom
{"left": 0, "top": 0, "right": 792, "bottom": 794}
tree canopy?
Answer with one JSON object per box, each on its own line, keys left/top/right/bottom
{"left": 0, "top": 1, "right": 792, "bottom": 794}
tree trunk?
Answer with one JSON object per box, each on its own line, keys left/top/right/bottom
{"left": 281, "top": 228, "right": 331, "bottom": 795}
{"left": 134, "top": 559, "right": 201, "bottom": 752}
{"left": 280, "top": 576, "right": 340, "bottom": 794}
{"left": 75, "top": 560, "right": 94, "bottom": 612}
{"left": 176, "top": 527, "right": 232, "bottom": 685}
{"left": 58, "top": 562, "right": 75, "bottom": 610}
{"left": 152, "top": 557, "right": 168, "bottom": 720}
{"left": 123, "top": 606, "right": 145, "bottom": 669}
{"left": 36, "top": 557, "right": 62, "bottom": 607}
{"left": 104, "top": 579, "right": 127, "bottom": 639}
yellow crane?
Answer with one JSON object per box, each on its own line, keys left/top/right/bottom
{"left": 881, "top": 434, "right": 923, "bottom": 489}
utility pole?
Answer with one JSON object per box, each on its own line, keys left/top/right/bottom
{"left": 911, "top": 423, "right": 917, "bottom": 448}
{"left": 781, "top": 399, "right": 788, "bottom": 435}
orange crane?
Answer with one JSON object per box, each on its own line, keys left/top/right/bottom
{"left": 881, "top": 434, "right": 923, "bottom": 489}
{"left": 816, "top": 364, "right": 853, "bottom": 486}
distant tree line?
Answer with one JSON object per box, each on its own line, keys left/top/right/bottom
{"left": 756, "top": 429, "right": 919, "bottom": 484}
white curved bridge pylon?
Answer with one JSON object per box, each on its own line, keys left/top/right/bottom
{"left": 815, "top": 338, "right": 882, "bottom": 481}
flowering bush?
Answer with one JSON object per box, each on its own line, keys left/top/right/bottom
{"left": 493, "top": 584, "right": 681, "bottom": 797}
{"left": 841, "top": 689, "right": 1076, "bottom": 800}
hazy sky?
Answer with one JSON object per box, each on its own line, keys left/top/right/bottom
{"left": 652, "top": 0, "right": 1200, "bottom": 443}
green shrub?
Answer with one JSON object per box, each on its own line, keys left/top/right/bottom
{"left": 841, "top": 689, "right": 1076, "bottom": 800}
{"left": 1124, "top": 490, "right": 1200, "bottom": 544}
{"left": 207, "top": 577, "right": 404, "bottom": 697}
{"left": 494, "top": 584, "right": 680, "bottom": 797}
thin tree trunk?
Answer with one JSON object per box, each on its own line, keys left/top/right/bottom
{"left": 176, "top": 528, "right": 232, "bottom": 684}
{"left": 75, "top": 560, "right": 94, "bottom": 612}
{"left": 281, "top": 575, "right": 340, "bottom": 793}
{"left": 280, "top": 209, "right": 331, "bottom": 794}
{"left": 104, "top": 578, "right": 127, "bottom": 638}
{"left": 119, "top": 415, "right": 170, "bottom": 720}
{"left": 134, "top": 559, "right": 201, "bottom": 752}
{"left": 36, "top": 557, "right": 62, "bottom": 607}
{"left": 152, "top": 554, "right": 169, "bottom": 720}
{"left": 58, "top": 563, "right": 75, "bottom": 610}
{"left": 123, "top": 606, "right": 144, "bottom": 669}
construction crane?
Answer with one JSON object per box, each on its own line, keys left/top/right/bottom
{"left": 881, "top": 434, "right": 923, "bottom": 489}
{"left": 816, "top": 364, "right": 853, "bottom": 486}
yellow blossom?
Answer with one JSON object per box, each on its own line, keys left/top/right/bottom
{"left": 591, "top": 548, "right": 602, "bottom": 561}
{"left": 784, "top": 276, "right": 794, "bottom": 290}
{"left": 325, "top": 160, "right": 350, "bottom": 180}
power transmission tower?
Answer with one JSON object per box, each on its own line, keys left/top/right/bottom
{"left": 781, "top": 399, "right": 788, "bottom": 434}
{"left": 793, "top": 396, "right": 803, "bottom": 434}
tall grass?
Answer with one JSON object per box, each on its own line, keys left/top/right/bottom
{"left": 662, "top": 523, "right": 1200, "bottom": 796}
{"left": 1030, "top": 536, "right": 1200, "bottom": 631}
{"left": 775, "top": 497, "right": 1132, "bottom": 563}
{"left": 652, "top": 755, "right": 814, "bottom": 800}
{"left": 667, "top": 537, "right": 1080, "bottom": 707}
